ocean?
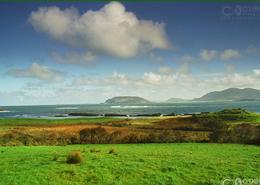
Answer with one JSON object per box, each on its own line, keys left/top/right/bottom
{"left": 0, "top": 101, "right": 260, "bottom": 118}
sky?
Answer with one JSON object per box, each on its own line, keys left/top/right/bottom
{"left": 1, "top": 2, "right": 260, "bottom": 105}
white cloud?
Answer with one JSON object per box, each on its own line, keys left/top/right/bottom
{"left": 253, "top": 69, "right": 260, "bottom": 76}
{"left": 0, "top": 91, "right": 28, "bottom": 105}
{"left": 200, "top": 49, "right": 240, "bottom": 61}
{"left": 158, "top": 66, "right": 174, "bottom": 75}
{"left": 4, "top": 68, "right": 260, "bottom": 105}
{"left": 7, "top": 63, "right": 65, "bottom": 82}
{"left": 200, "top": 49, "right": 218, "bottom": 61}
{"left": 178, "top": 54, "right": 195, "bottom": 63}
{"left": 177, "top": 62, "right": 190, "bottom": 74}
{"left": 70, "top": 68, "right": 260, "bottom": 101}
{"left": 51, "top": 51, "right": 96, "bottom": 65}
{"left": 220, "top": 49, "right": 240, "bottom": 60}
{"left": 103, "top": 72, "right": 130, "bottom": 85}
{"left": 143, "top": 72, "right": 162, "bottom": 85}
{"left": 29, "top": 2, "right": 170, "bottom": 58}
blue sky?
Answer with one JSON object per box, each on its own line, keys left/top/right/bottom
{"left": 1, "top": 2, "right": 260, "bottom": 105}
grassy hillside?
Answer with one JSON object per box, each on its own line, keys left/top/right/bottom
{"left": 193, "top": 108, "right": 260, "bottom": 124}
{"left": 0, "top": 144, "right": 259, "bottom": 185}
{"left": 0, "top": 109, "right": 259, "bottom": 146}
{"left": 193, "top": 88, "right": 260, "bottom": 101}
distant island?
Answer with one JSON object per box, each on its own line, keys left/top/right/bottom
{"left": 193, "top": 88, "right": 260, "bottom": 102}
{"left": 104, "top": 88, "right": 260, "bottom": 104}
{"left": 104, "top": 96, "right": 151, "bottom": 104}
{"left": 0, "top": 108, "right": 5, "bottom": 112}
{"left": 165, "top": 98, "right": 190, "bottom": 103}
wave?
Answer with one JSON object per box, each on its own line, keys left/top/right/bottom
{"left": 110, "top": 105, "right": 149, "bottom": 109}
{"left": 0, "top": 110, "right": 11, "bottom": 113}
{"left": 56, "top": 107, "right": 79, "bottom": 110}
{"left": 110, "top": 106, "right": 121, "bottom": 108}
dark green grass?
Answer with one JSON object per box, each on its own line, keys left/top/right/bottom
{"left": 196, "top": 109, "right": 260, "bottom": 125}
{"left": 0, "top": 117, "right": 123, "bottom": 126}
{"left": 0, "top": 143, "right": 259, "bottom": 185}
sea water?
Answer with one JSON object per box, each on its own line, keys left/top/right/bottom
{"left": 0, "top": 101, "right": 260, "bottom": 118}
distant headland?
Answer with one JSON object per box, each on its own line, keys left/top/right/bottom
{"left": 104, "top": 88, "right": 260, "bottom": 104}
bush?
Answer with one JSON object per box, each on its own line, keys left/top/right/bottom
{"left": 199, "top": 116, "right": 226, "bottom": 130}
{"left": 90, "top": 148, "right": 100, "bottom": 153}
{"left": 52, "top": 152, "right": 59, "bottom": 161}
{"left": 3, "top": 140, "right": 23, "bottom": 146}
{"left": 66, "top": 151, "right": 83, "bottom": 164}
{"left": 108, "top": 148, "right": 116, "bottom": 154}
{"left": 1, "top": 131, "right": 36, "bottom": 146}
{"left": 229, "top": 124, "right": 259, "bottom": 145}
{"left": 107, "top": 130, "right": 124, "bottom": 143}
{"left": 123, "top": 133, "right": 143, "bottom": 143}
{"left": 219, "top": 108, "right": 249, "bottom": 114}
{"left": 79, "top": 127, "right": 108, "bottom": 143}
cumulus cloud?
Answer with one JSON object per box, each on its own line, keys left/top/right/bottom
{"left": 29, "top": 2, "right": 170, "bottom": 58}
{"left": 158, "top": 66, "right": 174, "bottom": 75}
{"left": 143, "top": 72, "right": 162, "bottom": 85}
{"left": 200, "top": 49, "right": 240, "bottom": 61}
{"left": 253, "top": 69, "right": 260, "bottom": 76}
{"left": 6, "top": 68, "right": 260, "bottom": 104}
{"left": 200, "top": 49, "right": 218, "bottom": 61}
{"left": 178, "top": 54, "right": 195, "bottom": 64}
{"left": 7, "top": 63, "right": 65, "bottom": 82}
{"left": 177, "top": 63, "right": 190, "bottom": 74}
{"left": 51, "top": 51, "right": 96, "bottom": 65}
{"left": 220, "top": 49, "right": 240, "bottom": 60}
{"left": 103, "top": 72, "right": 130, "bottom": 86}
{"left": 69, "top": 68, "right": 260, "bottom": 101}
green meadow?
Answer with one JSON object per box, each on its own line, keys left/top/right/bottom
{"left": 0, "top": 117, "right": 122, "bottom": 126}
{"left": 0, "top": 143, "right": 259, "bottom": 185}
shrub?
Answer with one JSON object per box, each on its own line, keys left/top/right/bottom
{"left": 219, "top": 108, "right": 249, "bottom": 114}
{"left": 108, "top": 148, "right": 116, "bottom": 154}
{"left": 229, "top": 124, "right": 259, "bottom": 144}
{"left": 4, "top": 140, "right": 23, "bottom": 146}
{"left": 90, "top": 148, "right": 100, "bottom": 153}
{"left": 124, "top": 133, "right": 142, "bottom": 143}
{"left": 107, "top": 130, "right": 124, "bottom": 143}
{"left": 52, "top": 152, "right": 59, "bottom": 161}
{"left": 69, "top": 135, "right": 80, "bottom": 144}
{"left": 66, "top": 151, "right": 83, "bottom": 164}
{"left": 79, "top": 127, "right": 108, "bottom": 143}
{"left": 145, "top": 132, "right": 159, "bottom": 143}
{"left": 200, "top": 117, "right": 226, "bottom": 130}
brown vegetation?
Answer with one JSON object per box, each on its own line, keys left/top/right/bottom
{"left": 0, "top": 110, "right": 259, "bottom": 146}
{"left": 66, "top": 151, "right": 83, "bottom": 164}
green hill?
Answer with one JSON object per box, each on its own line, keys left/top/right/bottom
{"left": 193, "top": 88, "right": 260, "bottom": 102}
{"left": 165, "top": 98, "right": 190, "bottom": 103}
{"left": 104, "top": 96, "right": 151, "bottom": 104}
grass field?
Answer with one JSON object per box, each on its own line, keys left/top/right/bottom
{"left": 1, "top": 108, "right": 259, "bottom": 128}
{"left": 0, "top": 143, "right": 259, "bottom": 185}
{"left": 0, "top": 117, "right": 123, "bottom": 126}
{"left": 0, "top": 109, "right": 259, "bottom": 146}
